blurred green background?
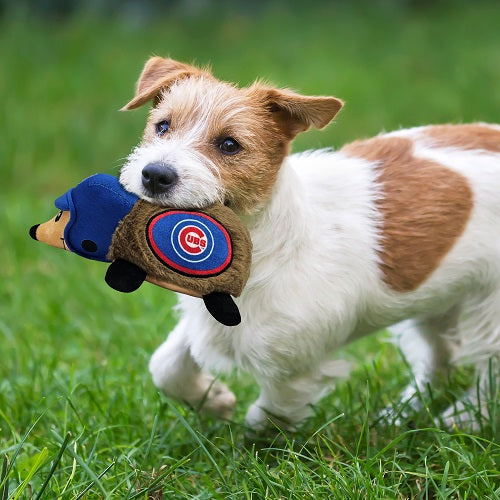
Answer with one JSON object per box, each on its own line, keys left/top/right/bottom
{"left": 0, "top": 1, "right": 499, "bottom": 497}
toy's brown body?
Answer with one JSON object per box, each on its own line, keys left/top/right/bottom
{"left": 109, "top": 201, "right": 252, "bottom": 298}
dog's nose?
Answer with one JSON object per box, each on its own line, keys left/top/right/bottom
{"left": 142, "top": 163, "right": 178, "bottom": 195}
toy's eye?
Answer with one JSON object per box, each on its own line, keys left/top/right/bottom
{"left": 218, "top": 137, "right": 241, "bottom": 155}
{"left": 81, "top": 240, "right": 98, "bottom": 253}
{"left": 55, "top": 210, "right": 63, "bottom": 222}
{"left": 155, "top": 120, "right": 170, "bottom": 137}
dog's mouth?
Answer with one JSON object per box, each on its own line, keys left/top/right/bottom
{"left": 135, "top": 187, "right": 182, "bottom": 208}
{"left": 140, "top": 192, "right": 173, "bottom": 207}
{"left": 137, "top": 185, "right": 226, "bottom": 210}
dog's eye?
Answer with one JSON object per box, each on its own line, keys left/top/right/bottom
{"left": 218, "top": 137, "right": 241, "bottom": 155}
{"left": 155, "top": 120, "right": 170, "bottom": 137}
{"left": 54, "top": 210, "right": 63, "bottom": 222}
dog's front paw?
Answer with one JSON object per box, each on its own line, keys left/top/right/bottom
{"left": 245, "top": 403, "right": 296, "bottom": 433}
{"left": 196, "top": 379, "right": 236, "bottom": 420}
{"left": 245, "top": 403, "right": 269, "bottom": 432}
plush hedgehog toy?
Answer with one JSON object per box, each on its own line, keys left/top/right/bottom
{"left": 30, "top": 174, "right": 252, "bottom": 326}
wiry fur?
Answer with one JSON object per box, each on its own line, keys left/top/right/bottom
{"left": 121, "top": 57, "right": 499, "bottom": 431}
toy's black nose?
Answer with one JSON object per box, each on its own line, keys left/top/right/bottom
{"left": 142, "top": 163, "right": 178, "bottom": 195}
{"left": 29, "top": 224, "right": 39, "bottom": 241}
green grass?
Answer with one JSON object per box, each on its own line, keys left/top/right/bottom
{"left": 1, "top": 1, "right": 499, "bottom": 498}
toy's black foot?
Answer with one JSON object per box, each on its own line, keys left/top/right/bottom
{"left": 203, "top": 292, "right": 241, "bottom": 326}
{"left": 105, "top": 259, "right": 146, "bottom": 293}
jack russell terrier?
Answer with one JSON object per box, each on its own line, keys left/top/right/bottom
{"left": 119, "top": 56, "right": 499, "bottom": 431}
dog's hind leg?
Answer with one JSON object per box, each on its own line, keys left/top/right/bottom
{"left": 441, "top": 286, "right": 500, "bottom": 430}
{"left": 389, "top": 307, "right": 459, "bottom": 414}
{"left": 442, "top": 358, "right": 499, "bottom": 430}
{"left": 149, "top": 318, "right": 236, "bottom": 419}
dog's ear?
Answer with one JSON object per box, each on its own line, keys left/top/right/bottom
{"left": 121, "top": 57, "right": 207, "bottom": 110}
{"left": 250, "top": 85, "right": 343, "bottom": 139}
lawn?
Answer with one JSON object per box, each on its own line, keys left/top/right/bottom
{"left": 0, "top": 1, "right": 499, "bottom": 498}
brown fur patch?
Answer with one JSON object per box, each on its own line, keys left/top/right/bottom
{"left": 342, "top": 136, "right": 473, "bottom": 292}
{"left": 246, "top": 84, "right": 343, "bottom": 139}
{"left": 424, "top": 124, "right": 500, "bottom": 153}
{"left": 122, "top": 57, "right": 210, "bottom": 111}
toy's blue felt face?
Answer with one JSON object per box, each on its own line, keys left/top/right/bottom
{"left": 54, "top": 174, "right": 138, "bottom": 262}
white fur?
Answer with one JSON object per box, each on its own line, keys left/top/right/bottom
{"left": 125, "top": 124, "right": 500, "bottom": 430}
{"left": 120, "top": 135, "right": 224, "bottom": 209}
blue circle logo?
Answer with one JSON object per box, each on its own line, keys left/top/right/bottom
{"left": 147, "top": 211, "right": 232, "bottom": 276}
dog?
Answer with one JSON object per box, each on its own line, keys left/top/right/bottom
{"left": 119, "top": 56, "right": 499, "bottom": 431}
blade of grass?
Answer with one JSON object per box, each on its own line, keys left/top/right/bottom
{"left": 126, "top": 454, "right": 193, "bottom": 500}
{"left": 355, "top": 380, "right": 370, "bottom": 459}
{"left": 34, "top": 432, "right": 71, "bottom": 500}
{"left": 164, "top": 399, "right": 228, "bottom": 488}
{"left": 11, "top": 448, "right": 49, "bottom": 500}
{"left": 0, "top": 409, "right": 21, "bottom": 443}
{"left": 439, "top": 460, "right": 450, "bottom": 497}
{"left": 144, "top": 401, "right": 163, "bottom": 460}
{"left": 51, "top": 430, "right": 108, "bottom": 497}
{"left": 1, "top": 455, "right": 9, "bottom": 500}
{"left": 58, "top": 441, "right": 78, "bottom": 499}
{"left": 74, "top": 460, "right": 116, "bottom": 500}
{"left": 307, "top": 412, "right": 345, "bottom": 441}
{"left": 0, "top": 410, "right": 47, "bottom": 492}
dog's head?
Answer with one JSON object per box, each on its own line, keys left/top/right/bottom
{"left": 119, "top": 57, "right": 343, "bottom": 214}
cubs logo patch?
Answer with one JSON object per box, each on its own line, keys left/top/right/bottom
{"left": 146, "top": 211, "right": 232, "bottom": 276}
{"left": 178, "top": 225, "right": 207, "bottom": 255}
